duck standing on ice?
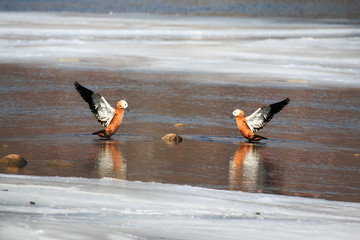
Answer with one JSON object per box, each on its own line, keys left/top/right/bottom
{"left": 232, "top": 98, "right": 290, "bottom": 142}
{"left": 74, "top": 81, "right": 129, "bottom": 139}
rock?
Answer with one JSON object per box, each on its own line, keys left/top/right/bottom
{"left": 0, "top": 144, "right": 8, "bottom": 148}
{"left": 161, "top": 133, "right": 183, "bottom": 143}
{"left": 0, "top": 154, "right": 27, "bottom": 168}
{"left": 174, "top": 123, "right": 187, "bottom": 127}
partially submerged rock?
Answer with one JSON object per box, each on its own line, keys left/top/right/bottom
{"left": 161, "top": 133, "right": 183, "bottom": 144}
{"left": 0, "top": 154, "right": 27, "bottom": 168}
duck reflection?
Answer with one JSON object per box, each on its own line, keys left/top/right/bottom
{"left": 95, "top": 140, "right": 127, "bottom": 179}
{"left": 229, "top": 143, "right": 264, "bottom": 192}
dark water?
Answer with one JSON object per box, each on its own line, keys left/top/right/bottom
{"left": 1, "top": 0, "right": 359, "bottom": 18}
{"left": 0, "top": 64, "right": 359, "bottom": 202}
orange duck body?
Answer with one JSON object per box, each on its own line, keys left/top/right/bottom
{"left": 236, "top": 116, "right": 264, "bottom": 141}
{"left": 96, "top": 108, "right": 124, "bottom": 138}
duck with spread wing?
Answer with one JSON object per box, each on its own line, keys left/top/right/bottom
{"left": 232, "top": 98, "right": 290, "bottom": 141}
{"left": 74, "top": 81, "right": 129, "bottom": 139}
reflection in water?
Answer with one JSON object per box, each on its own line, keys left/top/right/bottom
{"left": 95, "top": 140, "right": 127, "bottom": 179}
{"left": 0, "top": 166, "right": 21, "bottom": 174}
{"left": 229, "top": 143, "right": 263, "bottom": 192}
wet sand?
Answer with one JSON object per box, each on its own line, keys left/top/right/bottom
{"left": 0, "top": 63, "right": 359, "bottom": 202}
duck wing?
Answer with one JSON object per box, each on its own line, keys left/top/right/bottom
{"left": 245, "top": 98, "right": 290, "bottom": 132}
{"left": 74, "top": 81, "right": 115, "bottom": 127}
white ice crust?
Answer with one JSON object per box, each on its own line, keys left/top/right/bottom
{"left": 1, "top": 174, "right": 360, "bottom": 240}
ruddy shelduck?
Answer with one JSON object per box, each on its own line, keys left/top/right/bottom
{"left": 74, "top": 81, "right": 129, "bottom": 139}
{"left": 232, "top": 98, "right": 290, "bottom": 141}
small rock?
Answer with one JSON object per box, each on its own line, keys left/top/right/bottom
{"left": 0, "top": 144, "right": 8, "bottom": 148}
{"left": 174, "top": 123, "right": 187, "bottom": 127}
{"left": 30, "top": 201, "right": 36, "bottom": 205}
{"left": 0, "top": 154, "right": 27, "bottom": 168}
{"left": 355, "top": 154, "right": 360, "bottom": 157}
{"left": 161, "top": 133, "right": 183, "bottom": 143}
{"left": 255, "top": 212, "right": 261, "bottom": 215}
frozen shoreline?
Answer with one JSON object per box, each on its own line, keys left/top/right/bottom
{"left": 1, "top": 174, "right": 360, "bottom": 240}
{"left": 0, "top": 12, "right": 359, "bottom": 87}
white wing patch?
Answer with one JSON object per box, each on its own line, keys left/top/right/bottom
{"left": 244, "top": 98, "right": 290, "bottom": 133}
{"left": 245, "top": 107, "right": 270, "bottom": 132}
{"left": 91, "top": 94, "right": 115, "bottom": 127}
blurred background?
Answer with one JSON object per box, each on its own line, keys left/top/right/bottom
{"left": 1, "top": 0, "right": 359, "bottom": 18}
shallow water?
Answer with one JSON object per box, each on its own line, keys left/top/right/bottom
{"left": 0, "top": 64, "right": 359, "bottom": 202}
{"left": 0, "top": 13, "right": 359, "bottom": 202}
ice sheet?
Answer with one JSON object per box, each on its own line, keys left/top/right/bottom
{"left": 0, "top": 12, "right": 359, "bottom": 87}
{"left": 1, "top": 174, "right": 360, "bottom": 240}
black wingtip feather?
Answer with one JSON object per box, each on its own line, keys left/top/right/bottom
{"left": 74, "top": 81, "right": 97, "bottom": 115}
{"left": 269, "top": 97, "right": 290, "bottom": 115}
{"left": 258, "top": 97, "right": 290, "bottom": 127}
{"left": 74, "top": 81, "right": 93, "bottom": 95}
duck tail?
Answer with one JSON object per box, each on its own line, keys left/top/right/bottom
{"left": 92, "top": 129, "right": 105, "bottom": 135}
{"left": 92, "top": 129, "right": 111, "bottom": 139}
{"left": 255, "top": 134, "right": 268, "bottom": 140}
{"left": 249, "top": 134, "right": 268, "bottom": 142}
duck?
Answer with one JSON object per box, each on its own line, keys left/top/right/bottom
{"left": 232, "top": 98, "right": 290, "bottom": 141}
{"left": 74, "top": 81, "right": 128, "bottom": 139}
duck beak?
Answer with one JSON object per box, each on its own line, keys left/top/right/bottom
{"left": 231, "top": 115, "right": 234, "bottom": 119}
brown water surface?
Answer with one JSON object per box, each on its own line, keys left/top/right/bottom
{"left": 1, "top": 64, "right": 359, "bottom": 202}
